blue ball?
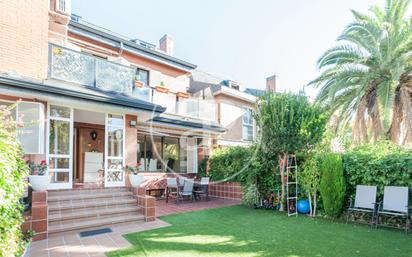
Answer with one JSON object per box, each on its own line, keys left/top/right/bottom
{"left": 297, "top": 199, "right": 310, "bottom": 214}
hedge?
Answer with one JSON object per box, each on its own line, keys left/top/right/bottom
{"left": 208, "top": 146, "right": 254, "bottom": 184}
{"left": 0, "top": 105, "right": 29, "bottom": 257}
{"left": 343, "top": 141, "right": 412, "bottom": 198}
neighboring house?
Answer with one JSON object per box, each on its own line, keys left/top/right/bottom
{"left": 189, "top": 71, "right": 258, "bottom": 150}
{"left": 0, "top": 0, "right": 226, "bottom": 190}
{"left": 190, "top": 71, "right": 278, "bottom": 152}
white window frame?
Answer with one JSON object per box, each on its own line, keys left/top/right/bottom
{"left": 46, "top": 104, "right": 74, "bottom": 190}
{"left": 104, "top": 114, "right": 126, "bottom": 187}
{"left": 242, "top": 106, "right": 254, "bottom": 141}
{"left": 56, "top": 0, "right": 71, "bottom": 14}
{"left": 0, "top": 100, "right": 45, "bottom": 154}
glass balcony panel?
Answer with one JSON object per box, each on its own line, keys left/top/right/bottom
{"left": 50, "top": 45, "right": 95, "bottom": 86}
{"left": 133, "top": 87, "right": 152, "bottom": 102}
{"left": 95, "top": 59, "right": 134, "bottom": 96}
{"left": 152, "top": 91, "right": 176, "bottom": 113}
{"left": 177, "top": 98, "right": 216, "bottom": 121}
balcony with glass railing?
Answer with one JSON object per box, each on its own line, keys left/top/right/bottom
{"left": 176, "top": 98, "right": 216, "bottom": 122}
{"left": 49, "top": 44, "right": 135, "bottom": 95}
{"left": 48, "top": 44, "right": 216, "bottom": 121}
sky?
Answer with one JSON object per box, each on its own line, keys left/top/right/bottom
{"left": 72, "top": 0, "right": 381, "bottom": 98}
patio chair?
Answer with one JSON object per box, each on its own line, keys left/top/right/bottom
{"left": 346, "top": 185, "right": 377, "bottom": 226}
{"left": 376, "top": 186, "right": 410, "bottom": 233}
{"left": 139, "top": 158, "right": 146, "bottom": 171}
{"left": 148, "top": 159, "right": 158, "bottom": 171}
{"left": 194, "top": 177, "right": 210, "bottom": 201}
{"left": 178, "top": 178, "right": 194, "bottom": 204}
{"left": 165, "top": 178, "right": 178, "bottom": 203}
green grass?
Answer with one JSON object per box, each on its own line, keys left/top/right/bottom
{"left": 107, "top": 205, "right": 412, "bottom": 257}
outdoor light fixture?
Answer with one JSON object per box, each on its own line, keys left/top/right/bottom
{"left": 129, "top": 120, "right": 137, "bottom": 127}
{"left": 90, "top": 130, "right": 98, "bottom": 141}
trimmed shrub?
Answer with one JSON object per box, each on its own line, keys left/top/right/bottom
{"left": 242, "top": 183, "right": 260, "bottom": 207}
{"left": 319, "top": 153, "right": 345, "bottom": 217}
{"left": 344, "top": 141, "right": 412, "bottom": 198}
{"left": 208, "top": 146, "right": 254, "bottom": 183}
{"left": 0, "top": 105, "right": 29, "bottom": 256}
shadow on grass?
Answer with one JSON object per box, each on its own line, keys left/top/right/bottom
{"left": 107, "top": 205, "right": 412, "bottom": 257}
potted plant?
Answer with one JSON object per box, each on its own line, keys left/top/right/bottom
{"left": 134, "top": 74, "right": 144, "bottom": 88}
{"left": 155, "top": 81, "right": 169, "bottom": 93}
{"left": 127, "top": 163, "right": 144, "bottom": 187}
{"left": 28, "top": 160, "right": 50, "bottom": 191}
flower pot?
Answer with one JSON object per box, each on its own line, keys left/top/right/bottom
{"left": 29, "top": 175, "right": 50, "bottom": 191}
{"left": 155, "top": 86, "right": 169, "bottom": 93}
{"left": 134, "top": 80, "right": 144, "bottom": 88}
{"left": 129, "top": 174, "right": 144, "bottom": 187}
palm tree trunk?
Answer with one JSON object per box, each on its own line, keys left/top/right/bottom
{"left": 366, "top": 83, "right": 384, "bottom": 141}
{"left": 389, "top": 73, "right": 412, "bottom": 145}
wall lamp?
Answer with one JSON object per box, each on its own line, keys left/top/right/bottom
{"left": 129, "top": 120, "right": 137, "bottom": 127}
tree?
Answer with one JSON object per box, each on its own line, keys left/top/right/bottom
{"left": 255, "top": 92, "right": 328, "bottom": 211}
{"left": 311, "top": 0, "right": 412, "bottom": 146}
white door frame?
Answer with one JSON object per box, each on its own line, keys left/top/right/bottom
{"left": 46, "top": 104, "right": 74, "bottom": 190}
{"left": 104, "top": 113, "right": 126, "bottom": 187}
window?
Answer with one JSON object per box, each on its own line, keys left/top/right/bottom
{"left": 56, "top": 0, "right": 71, "bottom": 14}
{"left": 137, "top": 135, "right": 190, "bottom": 173}
{"left": 242, "top": 107, "right": 254, "bottom": 141}
{"left": 136, "top": 68, "right": 149, "bottom": 86}
{"left": 0, "top": 101, "right": 45, "bottom": 154}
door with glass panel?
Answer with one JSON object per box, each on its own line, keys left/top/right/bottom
{"left": 47, "top": 105, "right": 73, "bottom": 189}
{"left": 105, "top": 114, "right": 125, "bottom": 187}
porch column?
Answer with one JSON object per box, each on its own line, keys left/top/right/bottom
{"left": 125, "top": 114, "right": 138, "bottom": 188}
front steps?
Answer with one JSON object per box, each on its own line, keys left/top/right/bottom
{"left": 47, "top": 187, "right": 144, "bottom": 235}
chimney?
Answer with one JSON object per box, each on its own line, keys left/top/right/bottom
{"left": 159, "top": 34, "right": 174, "bottom": 56}
{"left": 266, "top": 75, "right": 277, "bottom": 93}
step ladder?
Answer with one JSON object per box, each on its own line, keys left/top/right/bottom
{"left": 286, "top": 154, "right": 298, "bottom": 217}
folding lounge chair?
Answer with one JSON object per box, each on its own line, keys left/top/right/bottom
{"left": 347, "top": 185, "right": 377, "bottom": 226}
{"left": 376, "top": 186, "right": 410, "bottom": 233}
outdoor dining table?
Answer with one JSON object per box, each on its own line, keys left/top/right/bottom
{"left": 165, "top": 179, "right": 209, "bottom": 204}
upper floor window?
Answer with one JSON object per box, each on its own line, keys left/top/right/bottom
{"left": 242, "top": 107, "right": 254, "bottom": 141}
{"left": 56, "top": 0, "right": 71, "bottom": 14}
{"left": 136, "top": 68, "right": 149, "bottom": 86}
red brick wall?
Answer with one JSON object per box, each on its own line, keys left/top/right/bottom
{"left": 209, "top": 182, "right": 243, "bottom": 200}
{"left": 0, "top": 0, "right": 49, "bottom": 79}
{"left": 22, "top": 191, "right": 48, "bottom": 241}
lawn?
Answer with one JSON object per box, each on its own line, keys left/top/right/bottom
{"left": 107, "top": 205, "right": 412, "bottom": 257}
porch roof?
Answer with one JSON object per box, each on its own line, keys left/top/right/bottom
{"left": 0, "top": 75, "right": 166, "bottom": 113}
{"left": 150, "top": 114, "right": 227, "bottom": 133}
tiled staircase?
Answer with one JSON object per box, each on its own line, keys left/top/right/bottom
{"left": 47, "top": 187, "right": 144, "bottom": 235}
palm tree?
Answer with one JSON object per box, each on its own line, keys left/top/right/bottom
{"left": 311, "top": 0, "right": 412, "bottom": 145}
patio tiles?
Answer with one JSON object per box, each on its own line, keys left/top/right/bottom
{"left": 156, "top": 197, "right": 241, "bottom": 217}
{"left": 24, "top": 219, "right": 170, "bottom": 257}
